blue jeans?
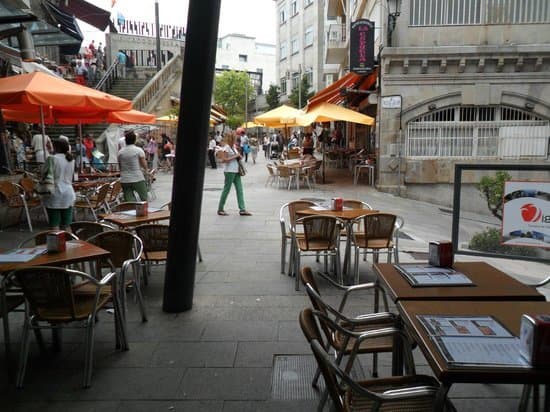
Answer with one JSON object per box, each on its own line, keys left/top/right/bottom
{"left": 218, "top": 172, "right": 246, "bottom": 211}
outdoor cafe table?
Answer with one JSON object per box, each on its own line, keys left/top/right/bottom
{"left": 374, "top": 261, "right": 545, "bottom": 303}
{"left": 296, "top": 207, "right": 378, "bottom": 283}
{"left": 99, "top": 209, "right": 171, "bottom": 229}
{"left": 78, "top": 171, "right": 120, "bottom": 180}
{"left": 397, "top": 300, "right": 550, "bottom": 410}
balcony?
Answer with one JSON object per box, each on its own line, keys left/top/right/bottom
{"left": 325, "top": 23, "right": 347, "bottom": 64}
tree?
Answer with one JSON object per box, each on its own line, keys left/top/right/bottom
{"left": 213, "top": 70, "right": 254, "bottom": 129}
{"left": 289, "top": 74, "right": 314, "bottom": 109}
{"left": 477, "top": 171, "right": 511, "bottom": 221}
{"left": 266, "top": 84, "right": 280, "bottom": 110}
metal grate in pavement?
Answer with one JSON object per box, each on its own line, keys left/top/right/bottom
{"left": 271, "top": 355, "right": 324, "bottom": 400}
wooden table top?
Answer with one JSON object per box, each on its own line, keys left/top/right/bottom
{"left": 296, "top": 207, "right": 378, "bottom": 221}
{"left": 398, "top": 300, "right": 550, "bottom": 384}
{"left": 78, "top": 172, "right": 120, "bottom": 180}
{"left": 0, "top": 240, "right": 110, "bottom": 273}
{"left": 374, "top": 261, "right": 545, "bottom": 303}
{"left": 100, "top": 209, "right": 171, "bottom": 228}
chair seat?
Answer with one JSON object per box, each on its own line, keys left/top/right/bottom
{"left": 354, "top": 235, "right": 394, "bottom": 250}
{"left": 346, "top": 375, "right": 441, "bottom": 411}
{"left": 297, "top": 238, "right": 336, "bottom": 252}
{"left": 34, "top": 293, "right": 111, "bottom": 322}
{"left": 334, "top": 319, "right": 396, "bottom": 354}
{"left": 141, "top": 251, "right": 167, "bottom": 261}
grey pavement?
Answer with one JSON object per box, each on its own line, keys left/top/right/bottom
{"left": 1, "top": 150, "right": 548, "bottom": 411}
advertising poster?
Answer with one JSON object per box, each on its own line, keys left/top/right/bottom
{"left": 349, "top": 19, "right": 374, "bottom": 75}
{"left": 502, "top": 181, "right": 550, "bottom": 248}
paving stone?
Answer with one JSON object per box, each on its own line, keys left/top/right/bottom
{"left": 116, "top": 400, "right": 223, "bottom": 412}
{"left": 201, "top": 320, "right": 277, "bottom": 341}
{"left": 222, "top": 400, "right": 317, "bottom": 412}
{"left": 234, "top": 341, "right": 310, "bottom": 367}
{"left": 151, "top": 342, "right": 237, "bottom": 367}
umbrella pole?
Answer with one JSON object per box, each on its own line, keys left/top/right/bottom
{"left": 78, "top": 123, "right": 83, "bottom": 173}
{"left": 40, "top": 106, "right": 47, "bottom": 159}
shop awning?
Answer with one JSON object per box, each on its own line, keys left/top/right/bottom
{"left": 59, "top": 0, "right": 112, "bottom": 31}
{"left": 307, "top": 68, "right": 378, "bottom": 109}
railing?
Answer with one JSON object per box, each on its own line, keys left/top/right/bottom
{"left": 94, "top": 60, "right": 119, "bottom": 92}
{"left": 133, "top": 55, "right": 182, "bottom": 112}
{"left": 326, "top": 23, "right": 347, "bottom": 48}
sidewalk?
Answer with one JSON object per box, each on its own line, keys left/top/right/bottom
{"left": 1, "top": 150, "right": 547, "bottom": 411}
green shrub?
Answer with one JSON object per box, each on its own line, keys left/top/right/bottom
{"left": 469, "top": 228, "right": 538, "bottom": 257}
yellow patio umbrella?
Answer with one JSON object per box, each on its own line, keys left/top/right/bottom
{"left": 254, "top": 105, "right": 305, "bottom": 128}
{"left": 300, "top": 102, "right": 374, "bottom": 126}
{"left": 157, "top": 114, "right": 217, "bottom": 125}
{"left": 241, "top": 121, "right": 264, "bottom": 128}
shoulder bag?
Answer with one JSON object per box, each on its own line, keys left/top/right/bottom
{"left": 36, "top": 156, "right": 55, "bottom": 195}
{"left": 238, "top": 159, "right": 247, "bottom": 177}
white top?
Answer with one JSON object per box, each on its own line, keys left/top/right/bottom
{"left": 42, "top": 154, "right": 76, "bottom": 209}
{"left": 118, "top": 144, "right": 146, "bottom": 183}
{"left": 32, "top": 134, "right": 52, "bottom": 162}
{"left": 222, "top": 144, "right": 239, "bottom": 173}
{"left": 208, "top": 138, "right": 217, "bottom": 150}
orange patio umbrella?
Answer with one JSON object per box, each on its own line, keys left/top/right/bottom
{"left": 2, "top": 107, "right": 156, "bottom": 125}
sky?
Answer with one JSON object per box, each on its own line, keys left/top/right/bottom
{"left": 80, "top": 0, "right": 277, "bottom": 46}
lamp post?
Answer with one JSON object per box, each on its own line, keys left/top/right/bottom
{"left": 297, "top": 64, "right": 302, "bottom": 109}
{"left": 155, "top": 0, "right": 161, "bottom": 71}
{"left": 387, "top": 0, "right": 401, "bottom": 47}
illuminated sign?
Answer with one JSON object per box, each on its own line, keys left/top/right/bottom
{"left": 350, "top": 19, "right": 374, "bottom": 75}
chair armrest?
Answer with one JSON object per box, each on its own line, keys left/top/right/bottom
{"left": 381, "top": 385, "right": 439, "bottom": 400}
{"left": 527, "top": 275, "right": 550, "bottom": 289}
{"left": 99, "top": 271, "right": 116, "bottom": 286}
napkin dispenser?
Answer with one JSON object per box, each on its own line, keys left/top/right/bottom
{"left": 331, "top": 197, "right": 343, "bottom": 211}
{"left": 46, "top": 231, "right": 67, "bottom": 253}
{"left": 428, "top": 240, "right": 453, "bottom": 267}
{"left": 136, "top": 201, "right": 148, "bottom": 217}
{"left": 519, "top": 314, "right": 550, "bottom": 367}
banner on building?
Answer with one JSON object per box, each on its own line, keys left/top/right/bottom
{"left": 349, "top": 19, "right": 374, "bottom": 75}
{"left": 502, "top": 181, "right": 550, "bottom": 248}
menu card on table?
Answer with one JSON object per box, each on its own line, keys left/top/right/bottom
{"left": 418, "top": 315, "right": 530, "bottom": 367}
{"left": 119, "top": 207, "right": 162, "bottom": 216}
{"left": 395, "top": 264, "right": 474, "bottom": 287}
{"left": 0, "top": 246, "right": 48, "bottom": 263}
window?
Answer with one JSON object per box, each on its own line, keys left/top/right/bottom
{"left": 239, "top": 54, "right": 248, "bottom": 62}
{"left": 279, "top": 7, "right": 287, "bottom": 24}
{"left": 410, "top": 0, "right": 550, "bottom": 26}
{"left": 325, "top": 73, "right": 334, "bottom": 87}
{"left": 305, "top": 69, "right": 313, "bottom": 86}
{"left": 406, "top": 105, "right": 550, "bottom": 159}
{"left": 291, "top": 37, "right": 299, "bottom": 54}
{"left": 304, "top": 25, "right": 313, "bottom": 46}
{"left": 280, "top": 77, "right": 287, "bottom": 94}
{"left": 304, "top": 0, "right": 313, "bottom": 6}
{"left": 221, "top": 64, "right": 229, "bottom": 69}
{"left": 292, "top": 72, "right": 300, "bottom": 89}
{"left": 279, "top": 41, "right": 287, "bottom": 60}
{"left": 291, "top": 0, "right": 298, "bottom": 16}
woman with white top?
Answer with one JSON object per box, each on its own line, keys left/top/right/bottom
{"left": 216, "top": 132, "right": 251, "bottom": 216}
{"left": 42, "top": 139, "right": 76, "bottom": 230}
{"left": 118, "top": 130, "right": 148, "bottom": 201}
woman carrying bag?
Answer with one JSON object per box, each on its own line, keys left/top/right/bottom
{"left": 216, "top": 132, "right": 252, "bottom": 216}
{"left": 42, "top": 139, "right": 76, "bottom": 230}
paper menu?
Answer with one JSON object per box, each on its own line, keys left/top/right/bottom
{"left": 395, "top": 264, "right": 474, "bottom": 287}
{"left": 418, "top": 315, "right": 512, "bottom": 338}
{"left": 0, "top": 247, "right": 48, "bottom": 263}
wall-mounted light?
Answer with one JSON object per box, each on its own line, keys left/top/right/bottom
{"left": 387, "top": 0, "right": 402, "bottom": 47}
{"left": 525, "top": 102, "right": 535, "bottom": 111}
{"left": 428, "top": 103, "right": 437, "bottom": 111}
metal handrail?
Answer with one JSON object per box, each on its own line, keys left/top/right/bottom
{"left": 95, "top": 61, "right": 119, "bottom": 92}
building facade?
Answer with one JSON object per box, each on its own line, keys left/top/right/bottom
{"left": 275, "top": 0, "right": 339, "bottom": 106}
{"left": 215, "top": 33, "right": 276, "bottom": 95}
{"left": 327, "top": 0, "right": 550, "bottom": 211}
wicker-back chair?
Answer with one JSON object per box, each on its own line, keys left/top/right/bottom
{"left": 351, "top": 213, "right": 398, "bottom": 284}
{"left": 0, "top": 180, "right": 47, "bottom": 231}
{"left": 106, "top": 180, "right": 123, "bottom": 212}
{"left": 6, "top": 266, "right": 120, "bottom": 388}
{"left": 293, "top": 215, "right": 342, "bottom": 289}
{"left": 70, "top": 221, "right": 115, "bottom": 241}
{"left": 87, "top": 231, "right": 146, "bottom": 322}
{"left": 308, "top": 337, "right": 450, "bottom": 412}
{"left": 74, "top": 183, "right": 110, "bottom": 221}
{"left": 110, "top": 202, "right": 141, "bottom": 212}
{"left": 279, "top": 200, "right": 316, "bottom": 274}
{"left": 135, "top": 224, "right": 169, "bottom": 283}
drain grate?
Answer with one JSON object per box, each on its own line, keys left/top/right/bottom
{"left": 271, "top": 355, "right": 324, "bottom": 400}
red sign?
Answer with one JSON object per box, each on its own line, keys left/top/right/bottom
{"left": 350, "top": 19, "right": 374, "bottom": 75}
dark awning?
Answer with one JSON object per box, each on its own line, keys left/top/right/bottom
{"left": 59, "top": 0, "right": 111, "bottom": 31}
{"left": 0, "top": 0, "right": 37, "bottom": 24}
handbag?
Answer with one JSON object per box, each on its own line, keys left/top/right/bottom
{"left": 238, "top": 159, "right": 247, "bottom": 177}
{"left": 243, "top": 143, "right": 251, "bottom": 154}
{"left": 36, "top": 156, "right": 55, "bottom": 195}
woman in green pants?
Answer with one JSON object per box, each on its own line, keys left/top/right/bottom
{"left": 217, "top": 132, "right": 252, "bottom": 216}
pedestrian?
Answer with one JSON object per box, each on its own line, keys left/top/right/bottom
{"left": 118, "top": 130, "right": 148, "bottom": 202}
{"left": 75, "top": 60, "right": 88, "bottom": 85}
{"left": 208, "top": 134, "right": 217, "bottom": 169}
{"left": 42, "top": 139, "right": 76, "bottom": 230}
{"left": 82, "top": 133, "right": 95, "bottom": 165}
{"left": 216, "top": 132, "right": 251, "bottom": 216}
{"left": 238, "top": 128, "right": 250, "bottom": 162}
{"left": 145, "top": 136, "right": 157, "bottom": 167}
{"left": 31, "top": 131, "right": 52, "bottom": 163}
{"left": 117, "top": 49, "right": 127, "bottom": 78}
{"left": 249, "top": 136, "right": 258, "bottom": 164}
{"left": 302, "top": 133, "right": 314, "bottom": 155}
{"left": 263, "top": 134, "right": 269, "bottom": 159}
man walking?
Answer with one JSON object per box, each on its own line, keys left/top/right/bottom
{"left": 117, "top": 50, "right": 127, "bottom": 79}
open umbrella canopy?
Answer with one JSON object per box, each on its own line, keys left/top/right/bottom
{"left": 241, "top": 121, "right": 264, "bottom": 128}
{"left": 254, "top": 105, "right": 306, "bottom": 128}
{"left": 2, "top": 107, "right": 156, "bottom": 125}
{"left": 300, "top": 102, "right": 375, "bottom": 126}
{"left": 157, "top": 114, "right": 220, "bottom": 125}
{"left": 0, "top": 72, "right": 132, "bottom": 112}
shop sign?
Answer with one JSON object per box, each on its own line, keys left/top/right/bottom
{"left": 350, "top": 19, "right": 374, "bottom": 75}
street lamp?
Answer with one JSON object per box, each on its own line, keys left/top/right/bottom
{"left": 387, "top": 0, "right": 401, "bottom": 47}
{"left": 155, "top": 0, "right": 161, "bottom": 71}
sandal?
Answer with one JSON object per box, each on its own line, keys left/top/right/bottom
{"left": 239, "top": 210, "right": 252, "bottom": 216}
{"left": 217, "top": 210, "right": 228, "bottom": 216}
